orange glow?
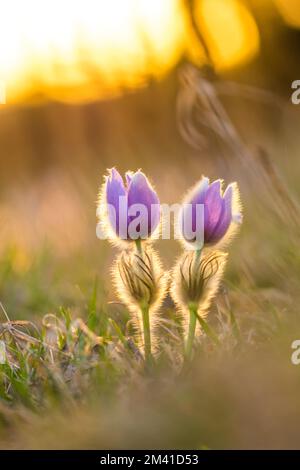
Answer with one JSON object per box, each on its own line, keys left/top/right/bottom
{"left": 274, "top": 0, "right": 300, "bottom": 29}
{"left": 0, "top": 0, "right": 186, "bottom": 103}
{"left": 0, "top": 0, "right": 260, "bottom": 103}
{"left": 192, "top": 0, "right": 260, "bottom": 70}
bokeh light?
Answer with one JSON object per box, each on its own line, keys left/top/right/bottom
{"left": 192, "top": 0, "right": 260, "bottom": 70}
{"left": 274, "top": 0, "right": 300, "bottom": 29}
{"left": 0, "top": 0, "right": 187, "bottom": 103}
{"left": 0, "top": 0, "right": 260, "bottom": 103}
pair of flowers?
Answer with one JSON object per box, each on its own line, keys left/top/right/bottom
{"left": 101, "top": 168, "right": 240, "bottom": 247}
{"left": 98, "top": 168, "right": 242, "bottom": 362}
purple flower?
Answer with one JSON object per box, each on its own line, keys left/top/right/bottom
{"left": 180, "top": 177, "right": 242, "bottom": 247}
{"left": 104, "top": 168, "right": 160, "bottom": 240}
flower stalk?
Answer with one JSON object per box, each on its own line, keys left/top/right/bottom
{"left": 135, "top": 239, "right": 152, "bottom": 362}
{"left": 186, "top": 301, "right": 221, "bottom": 360}
{"left": 185, "top": 303, "right": 197, "bottom": 360}
{"left": 140, "top": 300, "right": 151, "bottom": 363}
{"left": 135, "top": 238, "right": 143, "bottom": 256}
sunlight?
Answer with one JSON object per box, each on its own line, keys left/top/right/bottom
{"left": 0, "top": 0, "right": 186, "bottom": 102}
{"left": 0, "top": 0, "right": 260, "bottom": 103}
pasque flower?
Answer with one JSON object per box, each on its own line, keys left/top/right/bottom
{"left": 97, "top": 168, "right": 165, "bottom": 364}
{"left": 179, "top": 177, "right": 242, "bottom": 249}
{"left": 172, "top": 176, "right": 243, "bottom": 360}
{"left": 98, "top": 168, "right": 160, "bottom": 244}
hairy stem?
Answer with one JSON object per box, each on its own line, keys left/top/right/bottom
{"left": 135, "top": 239, "right": 142, "bottom": 255}
{"left": 140, "top": 302, "right": 151, "bottom": 363}
{"left": 185, "top": 303, "right": 197, "bottom": 360}
{"left": 195, "top": 248, "right": 202, "bottom": 267}
{"left": 195, "top": 248, "right": 201, "bottom": 260}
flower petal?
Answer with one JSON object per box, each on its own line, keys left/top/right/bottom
{"left": 106, "top": 168, "right": 127, "bottom": 237}
{"left": 209, "top": 184, "right": 233, "bottom": 243}
{"left": 125, "top": 171, "right": 134, "bottom": 188}
{"left": 204, "top": 180, "right": 223, "bottom": 241}
{"left": 189, "top": 177, "right": 209, "bottom": 233}
{"left": 127, "top": 171, "right": 160, "bottom": 237}
{"left": 178, "top": 177, "right": 209, "bottom": 246}
{"left": 189, "top": 177, "right": 209, "bottom": 206}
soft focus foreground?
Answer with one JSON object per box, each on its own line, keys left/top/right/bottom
{"left": 0, "top": 0, "right": 300, "bottom": 450}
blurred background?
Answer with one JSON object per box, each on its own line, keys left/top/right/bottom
{"left": 1, "top": 0, "right": 300, "bottom": 450}
{"left": 0, "top": 0, "right": 299, "bottom": 325}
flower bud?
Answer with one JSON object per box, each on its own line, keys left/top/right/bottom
{"left": 112, "top": 246, "right": 168, "bottom": 349}
{"left": 171, "top": 250, "right": 228, "bottom": 326}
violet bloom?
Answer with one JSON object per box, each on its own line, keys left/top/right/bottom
{"left": 103, "top": 168, "right": 160, "bottom": 241}
{"left": 179, "top": 177, "right": 242, "bottom": 248}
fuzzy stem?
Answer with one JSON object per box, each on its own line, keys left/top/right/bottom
{"left": 185, "top": 303, "right": 198, "bottom": 360}
{"left": 135, "top": 240, "right": 152, "bottom": 364}
{"left": 140, "top": 301, "right": 152, "bottom": 363}
{"left": 184, "top": 250, "right": 201, "bottom": 360}
{"left": 195, "top": 248, "right": 202, "bottom": 263}
{"left": 135, "top": 239, "right": 142, "bottom": 255}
